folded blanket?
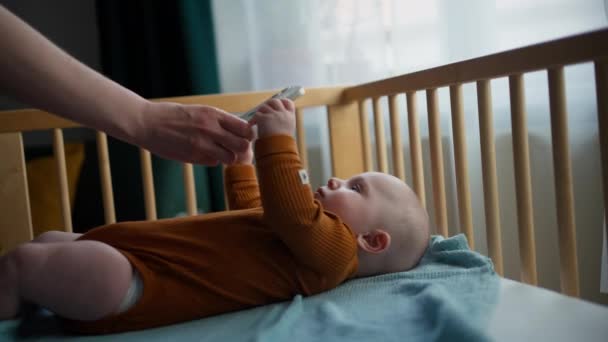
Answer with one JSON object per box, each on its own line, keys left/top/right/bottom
{"left": 0, "top": 234, "right": 499, "bottom": 341}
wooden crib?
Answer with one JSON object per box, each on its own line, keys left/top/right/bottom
{"left": 1, "top": 28, "right": 607, "bottom": 304}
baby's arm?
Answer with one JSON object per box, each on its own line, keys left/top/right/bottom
{"left": 252, "top": 100, "right": 357, "bottom": 281}
{"left": 224, "top": 141, "right": 261, "bottom": 210}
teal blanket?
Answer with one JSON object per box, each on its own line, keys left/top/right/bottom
{"left": 0, "top": 234, "right": 499, "bottom": 341}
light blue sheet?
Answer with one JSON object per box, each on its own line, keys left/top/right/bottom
{"left": 0, "top": 234, "right": 499, "bottom": 341}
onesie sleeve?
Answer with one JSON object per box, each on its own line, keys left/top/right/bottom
{"left": 224, "top": 164, "right": 262, "bottom": 210}
{"left": 254, "top": 135, "right": 358, "bottom": 281}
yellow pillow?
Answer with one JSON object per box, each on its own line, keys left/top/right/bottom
{"left": 26, "top": 143, "right": 85, "bottom": 235}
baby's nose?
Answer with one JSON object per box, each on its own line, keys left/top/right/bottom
{"left": 327, "top": 177, "right": 340, "bottom": 190}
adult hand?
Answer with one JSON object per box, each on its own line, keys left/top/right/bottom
{"left": 137, "top": 101, "right": 255, "bottom": 165}
{"left": 249, "top": 99, "right": 296, "bottom": 138}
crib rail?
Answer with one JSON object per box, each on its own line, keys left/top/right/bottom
{"left": 343, "top": 29, "right": 608, "bottom": 101}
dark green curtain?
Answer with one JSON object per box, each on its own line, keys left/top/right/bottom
{"left": 73, "top": 0, "right": 224, "bottom": 230}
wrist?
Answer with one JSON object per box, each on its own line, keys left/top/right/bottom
{"left": 234, "top": 148, "right": 254, "bottom": 165}
{"left": 256, "top": 126, "right": 293, "bottom": 138}
{"left": 119, "top": 98, "right": 151, "bottom": 146}
{"left": 234, "top": 159, "right": 253, "bottom": 165}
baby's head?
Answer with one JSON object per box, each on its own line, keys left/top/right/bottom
{"left": 314, "top": 172, "right": 430, "bottom": 277}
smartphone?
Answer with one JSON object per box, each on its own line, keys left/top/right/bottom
{"left": 239, "top": 86, "right": 305, "bottom": 121}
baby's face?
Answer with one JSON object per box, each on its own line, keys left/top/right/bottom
{"left": 313, "top": 172, "right": 408, "bottom": 235}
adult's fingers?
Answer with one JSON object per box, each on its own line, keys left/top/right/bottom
{"left": 214, "top": 143, "right": 236, "bottom": 164}
{"left": 214, "top": 126, "right": 251, "bottom": 155}
{"left": 218, "top": 111, "right": 256, "bottom": 140}
{"left": 214, "top": 111, "right": 255, "bottom": 154}
{"left": 194, "top": 141, "right": 235, "bottom": 165}
{"left": 193, "top": 155, "right": 219, "bottom": 166}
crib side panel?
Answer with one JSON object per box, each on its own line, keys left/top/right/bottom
{"left": 338, "top": 29, "right": 608, "bottom": 299}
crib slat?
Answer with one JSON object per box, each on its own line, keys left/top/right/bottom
{"left": 449, "top": 84, "right": 475, "bottom": 249}
{"left": 0, "top": 133, "right": 33, "bottom": 254}
{"left": 509, "top": 74, "right": 538, "bottom": 285}
{"left": 547, "top": 67, "right": 580, "bottom": 297}
{"left": 476, "top": 80, "right": 504, "bottom": 276}
{"left": 139, "top": 149, "right": 157, "bottom": 220}
{"left": 327, "top": 102, "right": 365, "bottom": 178}
{"left": 358, "top": 100, "right": 373, "bottom": 171}
{"left": 388, "top": 94, "right": 406, "bottom": 181}
{"left": 295, "top": 108, "right": 309, "bottom": 170}
{"left": 96, "top": 132, "right": 116, "bottom": 224}
{"left": 53, "top": 128, "right": 73, "bottom": 233}
{"left": 373, "top": 97, "right": 389, "bottom": 173}
{"left": 595, "top": 59, "right": 608, "bottom": 250}
{"left": 406, "top": 92, "right": 426, "bottom": 208}
{"left": 426, "top": 88, "right": 448, "bottom": 236}
{"left": 183, "top": 163, "right": 197, "bottom": 216}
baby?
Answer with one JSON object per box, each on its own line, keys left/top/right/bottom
{"left": 0, "top": 98, "right": 430, "bottom": 334}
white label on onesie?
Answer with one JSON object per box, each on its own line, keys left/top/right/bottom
{"left": 298, "top": 169, "right": 309, "bottom": 185}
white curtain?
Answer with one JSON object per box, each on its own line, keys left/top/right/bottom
{"left": 213, "top": 0, "right": 607, "bottom": 89}
{"left": 212, "top": 0, "right": 608, "bottom": 303}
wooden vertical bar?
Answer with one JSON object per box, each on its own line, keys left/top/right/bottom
{"left": 295, "top": 108, "right": 309, "bottom": 170}
{"left": 509, "top": 74, "right": 538, "bottom": 285}
{"left": 0, "top": 133, "right": 33, "bottom": 254}
{"left": 96, "top": 132, "right": 116, "bottom": 224}
{"left": 139, "top": 149, "right": 157, "bottom": 220}
{"left": 389, "top": 94, "right": 406, "bottom": 180}
{"left": 595, "top": 59, "right": 608, "bottom": 252}
{"left": 426, "top": 88, "right": 448, "bottom": 236}
{"left": 373, "top": 97, "right": 389, "bottom": 173}
{"left": 183, "top": 164, "right": 197, "bottom": 216}
{"left": 359, "top": 100, "right": 373, "bottom": 172}
{"left": 53, "top": 128, "right": 72, "bottom": 232}
{"left": 477, "top": 79, "right": 504, "bottom": 275}
{"left": 547, "top": 67, "right": 579, "bottom": 297}
{"left": 406, "top": 92, "right": 426, "bottom": 207}
{"left": 449, "top": 84, "right": 474, "bottom": 249}
{"left": 327, "top": 102, "right": 365, "bottom": 179}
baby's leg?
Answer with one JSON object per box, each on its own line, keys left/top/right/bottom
{"left": 0, "top": 240, "right": 132, "bottom": 321}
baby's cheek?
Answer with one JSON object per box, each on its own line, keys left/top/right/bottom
{"left": 322, "top": 198, "right": 344, "bottom": 216}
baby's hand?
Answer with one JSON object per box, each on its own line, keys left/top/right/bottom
{"left": 249, "top": 98, "right": 295, "bottom": 138}
{"left": 234, "top": 140, "right": 253, "bottom": 164}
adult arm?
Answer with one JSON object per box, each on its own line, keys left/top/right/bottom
{"left": 0, "top": 5, "right": 252, "bottom": 165}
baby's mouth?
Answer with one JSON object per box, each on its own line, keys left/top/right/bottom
{"left": 314, "top": 188, "right": 325, "bottom": 199}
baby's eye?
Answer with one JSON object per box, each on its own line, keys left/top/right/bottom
{"left": 351, "top": 184, "right": 361, "bottom": 193}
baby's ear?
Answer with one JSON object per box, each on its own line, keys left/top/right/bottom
{"left": 357, "top": 229, "right": 391, "bottom": 254}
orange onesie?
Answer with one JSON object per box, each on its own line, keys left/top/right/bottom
{"left": 64, "top": 135, "right": 358, "bottom": 334}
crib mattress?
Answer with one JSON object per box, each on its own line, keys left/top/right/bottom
{"left": 488, "top": 278, "right": 608, "bottom": 341}
{"left": 1, "top": 278, "right": 606, "bottom": 341}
